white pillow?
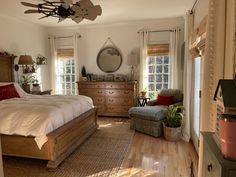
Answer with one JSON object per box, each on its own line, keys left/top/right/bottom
{"left": 0, "top": 82, "right": 28, "bottom": 97}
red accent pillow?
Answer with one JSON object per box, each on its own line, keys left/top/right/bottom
{"left": 0, "top": 84, "right": 20, "bottom": 101}
{"left": 156, "top": 94, "right": 174, "bottom": 106}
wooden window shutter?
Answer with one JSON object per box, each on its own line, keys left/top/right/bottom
{"left": 147, "top": 44, "right": 169, "bottom": 56}
{"left": 57, "top": 48, "right": 74, "bottom": 58}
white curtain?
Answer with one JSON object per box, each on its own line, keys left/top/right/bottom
{"left": 169, "top": 28, "right": 180, "bottom": 89}
{"left": 49, "top": 36, "right": 57, "bottom": 94}
{"left": 138, "top": 30, "right": 149, "bottom": 92}
{"left": 182, "top": 11, "right": 194, "bottom": 142}
{"left": 73, "top": 34, "right": 79, "bottom": 81}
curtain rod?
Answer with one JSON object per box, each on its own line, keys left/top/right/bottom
{"left": 48, "top": 35, "right": 82, "bottom": 39}
{"left": 190, "top": 0, "right": 199, "bottom": 14}
{"left": 137, "top": 29, "right": 181, "bottom": 34}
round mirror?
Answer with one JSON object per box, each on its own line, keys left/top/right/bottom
{"left": 97, "top": 47, "right": 122, "bottom": 73}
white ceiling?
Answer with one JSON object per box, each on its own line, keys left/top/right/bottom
{"left": 0, "top": 0, "right": 195, "bottom": 27}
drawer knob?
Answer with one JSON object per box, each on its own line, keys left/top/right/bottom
{"left": 109, "top": 91, "right": 114, "bottom": 94}
{"left": 207, "top": 164, "right": 212, "bottom": 172}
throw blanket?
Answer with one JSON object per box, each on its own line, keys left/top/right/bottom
{"left": 128, "top": 106, "right": 168, "bottom": 121}
{"left": 0, "top": 95, "right": 93, "bottom": 149}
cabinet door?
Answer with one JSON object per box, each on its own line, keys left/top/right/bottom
{"left": 203, "top": 143, "right": 221, "bottom": 177}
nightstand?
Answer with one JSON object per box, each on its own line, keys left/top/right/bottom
{"left": 137, "top": 97, "right": 150, "bottom": 107}
{"left": 30, "top": 90, "right": 52, "bottom": 95}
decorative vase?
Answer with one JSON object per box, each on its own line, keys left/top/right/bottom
{"left": 22, "top": 84, "right": 31, "bottom": 93}
{"left": 163, "top": 123, "right": 181, "bottom": 141}
{"left": 32, "top": 84, "right": 41, "bottom": 93}
{"left": 140, "top": 91, "right": 147, "bottom": 98}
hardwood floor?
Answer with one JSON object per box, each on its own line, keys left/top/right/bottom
{"left": 98, "top": 117, "right": 198, "bottom": 177}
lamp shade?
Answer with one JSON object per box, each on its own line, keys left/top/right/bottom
{"left": 127, "top": 53, "right": 139, "bottom": 66}
{"left": 18, "top": 55, "right": 33, "bottom": 65}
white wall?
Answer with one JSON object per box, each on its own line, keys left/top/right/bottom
{"left": 0, "top": 14, "right": 50, "bottom": 90}
{"left": 193, "top": 0, "right": 209, "bottom": 30}
{"left": 47, "top": 17, "right": 184, "bottom": 83}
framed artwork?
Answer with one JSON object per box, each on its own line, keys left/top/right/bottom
{"left": 36, "top": 55, "right": 47, "bottom": 65}
{"left": 97, "top": 75, "right": 104, "bottom": 81}
{"left": 114, "top": 74, "right": 124, "bottom": 82}
{"left": 104, "top": 74, "right": 114, "bottom": 82}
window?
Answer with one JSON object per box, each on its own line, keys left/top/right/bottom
{"left": 56, "top": 48, "right": 76, "bottom": 95}
{"left": 146, "top": 44, "right": 170, "bottom": 100}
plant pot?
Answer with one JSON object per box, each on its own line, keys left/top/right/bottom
{"left": 32, "top": 84, "right": 41, "bottom": 93}
{"left": 163, "top": 123, "right": 181, "bottom": 141}
{"left": 22, "top": 84, "right": 31, "bottom": 93}
{"left": 140, "top": 91, "right": 147, "bottom": 98}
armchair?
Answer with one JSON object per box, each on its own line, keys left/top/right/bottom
{"left": 128, "top": 89, "right": 183, "bottom": 137}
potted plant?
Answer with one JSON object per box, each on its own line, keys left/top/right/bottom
{"left": 32, "top": 78, "right": 41, "bottom": 93}
{"left": 163, "top": 105, "right": 184, "bottom": 141}
{"left": 20, "top": 75, "right": 33, "bottom": 93}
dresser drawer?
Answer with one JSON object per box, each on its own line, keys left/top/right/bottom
{"left": 79, "top": 89, "right": 105, "bottom": 96}
{"left": 107, "top": 106, "right": 130, "bottom": 113}
{"left": 107, "top": 97, "right": 133, "bottom": 106}
{"left": 106, "top": 90, "right": 133, "bottom": 97}
{"left": 93, "top": 97, "right": 106, "bottom": 105}
{"left": 105, "top": 83, "right": 134, "bottom": 89}
{"left": 78, "top": 83, "right": 105, "bottom": 89}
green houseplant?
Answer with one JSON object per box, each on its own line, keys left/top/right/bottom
{"left": 20, "top": 75, "right": 34, "bottom": 93}
{"left": 163, "top": 105, "right": 184, "bottom": 141}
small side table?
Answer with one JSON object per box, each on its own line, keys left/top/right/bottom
{"left": 137, "top": 97, "right": 150, "bottom": 107}
{"left": 30, "top": 90, "right": 52, "bottom": 95}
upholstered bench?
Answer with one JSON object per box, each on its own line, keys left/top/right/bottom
{"left": 128, "top": 106, "right": 167, "bottom": 137}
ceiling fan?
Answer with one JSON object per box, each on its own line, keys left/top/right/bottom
{"left": 21, "top": 0, "right": 102, "bottom": 24}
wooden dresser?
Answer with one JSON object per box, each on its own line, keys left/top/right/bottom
{"left": 77, "top": 81, "right": 137, "bottom": 117}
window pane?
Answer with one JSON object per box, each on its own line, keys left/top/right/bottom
{"left": 164, "top": 74, "right": 168, "bottom": 82}
{"left": 163, "top": 84, "right": 168, "bottom": 89}
{"left": 164, "top": 56, "right": 169, "bottom": 64}
{"left": 66, "top": 75, "right": 70, "bottom": 82}
{"left": 148, "top": 66, "right": 155, "bottom": 73}
{"left": 66, "top": 60, "right": 70, "bottom": 66}
{"left": 156, "top": 84, "right": 162, "bottom": 90}
{"left": 72, "top": 67, "right": 75, "bottom": 74}
{"left": 72, "top": 75, "right": 75, "bottom": 82}
{"left": 164, "top": 65, "right": 168, "bottom": 73}
{"left": 156, "top": 57, "right": 162, "bottom": 64}
{"left": 148, "top": 75, "right": 155, "bottom": 82}
{"left": 66, "top": 67, "right": 71, "bottom": 74}
{"left": 156, "top": 65, "right": 162, "bottom": 73}
{"left": 148, "top": 57, "right": 155, "bottom": 64}
{"left": 148, "top": 92, "right": 155, "bottom": 100}
{"left": 156, "top": 74, "right": 162, "bottom": 82}
{"left": 148, "top": 84, "right": 155, "bottom": 91}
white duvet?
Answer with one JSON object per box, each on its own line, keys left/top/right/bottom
{"left": 0, "top": 94, "right": 94, "bottom": 149}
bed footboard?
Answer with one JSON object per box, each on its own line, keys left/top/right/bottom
{"left": 1, "top": 108, "right": 98, "bottom": 168}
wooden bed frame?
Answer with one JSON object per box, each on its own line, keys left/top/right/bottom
{"left": 0, "top": 53, "right": 98, "bottom": 168}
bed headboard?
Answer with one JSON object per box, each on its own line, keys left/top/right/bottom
{"left": 0, "top": 53, "right": 17, "bottom": 82}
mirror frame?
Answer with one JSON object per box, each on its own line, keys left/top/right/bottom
{"left": 96, "top": 46, "right": 122, "bottom": 73}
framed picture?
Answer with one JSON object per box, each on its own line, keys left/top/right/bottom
{"left": 36, "top": 55, "right": 47, "bottom": 65}
{"left": 97, "top": 75, "right": 104, "bottom": 81}
{"left": 114, "top": 74, "right": 124, "bottom": 82}
{"left": 104, "top": 74, "right": 114, "bottom": 82}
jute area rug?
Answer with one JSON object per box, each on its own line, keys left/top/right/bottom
{"left": 3, "top": 119, "right": 134, "bottom": 177}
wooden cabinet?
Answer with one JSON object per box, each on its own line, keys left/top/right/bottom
{"left": 0, "top": 137, "right": 4, "bottom": 177}
{"left": 77, "top": 81, "right": 137, "bottom": 117}
{"left": 202, "top": 132, "right": 236, "bottom": 177}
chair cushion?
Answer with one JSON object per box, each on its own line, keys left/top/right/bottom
{"left": 156, "top": 94, "right": 174, "bottom": 106}
{"left": 128, "top": 106, "right": 167, "bottom": 121}
{"left": 158, "top": 89, "right": 183, "bottom": 103}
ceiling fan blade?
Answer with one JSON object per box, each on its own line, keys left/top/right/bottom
{"left": 72, "top": 17, "right": 83, "bottom": 23}
{"left": 24, "top": 9, "right": 39, "bottom": 13}
{"left": 83, "top": 6, "right": 102, "bottom": 20}
{"left": 78, "top": 0, "right": 93, "bottom": 7}
{"left": 38, "top": 15, "right": 48, "bottom": 20}
{"left": 21, "top": 2, "right": 38, "bottom": 8}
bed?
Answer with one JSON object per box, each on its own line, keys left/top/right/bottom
{"left": 0, "top": 53, "right": 98, "bottom": 168}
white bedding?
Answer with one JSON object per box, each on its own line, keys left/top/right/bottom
{"left": 0, "top": 94, "right": 94, "bottom": 149}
